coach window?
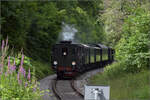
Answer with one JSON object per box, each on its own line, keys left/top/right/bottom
{"left": 62, "top": 47, "right": 68, "bottom": 56}
{"left": 86, "top": 49, "right": 89, "bottom": 64}
{"left": 102, "top": 50, "right": 108, "bottom": 60}
{"left": 90, "top": 49, "right": 94, "bottom": 63}
{"left": 96, "top": 50, "right": 100, "bottom": 62}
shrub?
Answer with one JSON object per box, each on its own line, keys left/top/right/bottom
{"left": 115, "top": 6, "right": 150, "bottom": 73}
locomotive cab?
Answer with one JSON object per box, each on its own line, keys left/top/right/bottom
{"left": 51, "top": 41, "right": 78, "bottom": 78}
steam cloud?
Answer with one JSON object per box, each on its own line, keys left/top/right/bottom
{"left": 59, "top": 22, "right": 78, "bottom": 42}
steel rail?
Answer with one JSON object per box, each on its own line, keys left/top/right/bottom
{"left": 52, "top": 79, "right": 84, "bottom": 100}
{"left": 71, "top": 79, "right": 84, "bottom": 98}
{"left": 52, "top": 79, "right": 62, "bottom": 100}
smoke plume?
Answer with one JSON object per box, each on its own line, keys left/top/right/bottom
{"left": 59, "top": 22, "right": 78, "bottom": 42}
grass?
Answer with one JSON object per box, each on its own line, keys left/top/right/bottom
{"left": 31, "top": 60, "right": 54, "bottom": 80}
{"left": 90, "top": 69, "right": 150, "bottom": 100}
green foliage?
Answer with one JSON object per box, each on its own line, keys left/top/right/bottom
{"left": 9, "top": 54, "right": 32, "bottom": 69}
{"left": 116, "top": 7, "right": 150, "bottom": 72}
{"left": 104, "top": 62, "right": 125, "bottom": 78}
{"left": 26, "top": 2, "right": 62, "bottom": 61}
{"left": 1, "top": 2, "right": 31, "bottom": 50}
{"left": 9, "top": 53, "right": 54, "bottom": 80}
{"left": 90, "top": 70, "right": 150, "bottom": 99}
{"left": 101, "top": 0, "right": 150, "bottom": 46}
{"left": 0, "top": 40, "right": 45, "bottom": 99}
{"left": 1, "top": 1, "right": 104, "bottom": 62}
{"left": 31, "top": 60, "right": 54, "bottom": 79}
{"left": 0, "top": 72, "right": 44, "bottom": 99}
{"left": 90, "top": 1, "right": 150, "bottom": 99}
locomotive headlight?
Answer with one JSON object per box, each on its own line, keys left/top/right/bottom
{"left": 72, "top": 61, "right": 76, "bottom": 66}
{"left": 63, "top": 52, "right": 67, "bottom": 56}
{"left": 53, "top": 61, "right": 58, "bottom": 65}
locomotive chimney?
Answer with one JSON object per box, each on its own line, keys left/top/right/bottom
{"left": 60, "top": 41, "right": 72, "bottom": 44}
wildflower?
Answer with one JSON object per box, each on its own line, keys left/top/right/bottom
{"left": 17, "top": 71, "right": 21, "bottom": 84}
{"left": 1, "top": 40, "right": 4, "bottom": 52}
{"left": 8, "top": 56, "right": 10, "bottom": 67}
{"left": 9, "top": 57, "right": 16, "bottom": 73}
{"left": 33, "top": 87, "right": 37, "bottom": 92}
{"left": 20, "top": 54, "right": 24, "bottom": 67}
{"left": 5, "top": 72, "right": 7, "bottom": 76}
{"left": 13, "top": 57, "right": 16, "bottom": 66}
{"left": 25, "top": 82, "right": 28, "bottom": 88}
{"left": 27, "top": 68, "right": 31, "bottom": 82}
{"left": 7, "top": 56, "right": 10, "bottom": 74}
{"left": 10, "top": 65, "right": 16, "bottom": 72}
{"left": 23, "top": 70, "right": 26, "bottom": 78}
{"left": 1, "top": 40, "right": 5, "bottom": 71}
{"left": 19, "top": 66, "right": 26, "bottom": 77}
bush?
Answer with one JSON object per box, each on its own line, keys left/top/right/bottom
{"left": 115, "top": 6, "right": 150, "bottom": 73}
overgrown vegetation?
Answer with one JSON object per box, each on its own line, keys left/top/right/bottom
{"left": 0, "top": 40, "right": 46, "bottom": 99}
{"left": 106, "top": 5, "right": 150, "bottom": 74}
{"left": 31, "top": 61, "right": 54, "bottom": 79}
{"left": 90, "top": 0, "right": 150, "bottom": 99}
{"left": 90, "top": 70, "right": 150, "bottom": 99}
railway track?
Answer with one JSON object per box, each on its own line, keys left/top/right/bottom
{"left": 52, "top": 79, "right": 84, "bottom": 100}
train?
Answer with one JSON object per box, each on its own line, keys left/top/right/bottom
{"left": 51, "top": 41, "right": 115, "bottom": 79}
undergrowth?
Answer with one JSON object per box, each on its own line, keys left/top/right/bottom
{"left": 0, "top": 39, "right": 47, "bottom": 99}
{"left": 32, "top": 61, "right": 54, "bottom": 80}
{"left": 90, "top": 68, "right": 150, "bottom": 100}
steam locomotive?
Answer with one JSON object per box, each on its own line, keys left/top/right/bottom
{"left": 51, "top": 41, "right": 114, "bottom": 79}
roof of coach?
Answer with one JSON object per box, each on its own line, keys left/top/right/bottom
{"left": 79, "top": 43, "right": 90, "bottom": 47}
{"left": 95, "top": 44, "right": 108, "bottom": 49}
{"left": 79, "top": 43, "right": 101, "bottom": 49}
{"left": 55, "top": 41, "right": 108, "bottom": 49}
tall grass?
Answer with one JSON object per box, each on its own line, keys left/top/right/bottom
{"left": 0, "top": 39, "right": 45, "bottom": 99}
{"left": 90, "top": 63, "right": 150, "bottom": 100}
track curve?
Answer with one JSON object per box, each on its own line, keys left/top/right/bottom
{"left": 52, "top": 79, "right": 84, "bottom": 100}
